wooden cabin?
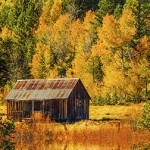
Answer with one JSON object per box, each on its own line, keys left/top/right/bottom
{"left": 6, "top": 78, "right": 90, "bottom": 121}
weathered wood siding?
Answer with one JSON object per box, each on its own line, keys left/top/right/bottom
{"left": 7, "top": 79, "right": 90, "bottom": 121}
{"left": 68, "top": 80, "right": 89, "bottom": 120}
{"left": 44, "top": 99, "right": 67, "bottom": 120}
{"left": 7, "top": 101, "right": 23, "bottom": 121}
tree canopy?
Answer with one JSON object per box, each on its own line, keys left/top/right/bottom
{"left": 0, "top": 0, "right": 149, "bottom": 105}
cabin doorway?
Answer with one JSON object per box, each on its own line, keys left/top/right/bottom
{"left": 22, "top": 101, "right": 32, "bottom": 119}
{"left": 33, "top": 101, "right": 43, "bottom": 120}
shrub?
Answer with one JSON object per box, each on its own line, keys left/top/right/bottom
{"left": 91, "top": 96, "right": 104, "bottom": 106}
{"left": 0, "top": 115, "right": 15, "bottom": 149}
{"left": 137, "top": 101, "right": 150, "bottom": 130}
{"left": 104, "top": 93, "right": 111, "bottom": 105}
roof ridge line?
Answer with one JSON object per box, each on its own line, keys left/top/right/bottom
{"left": 17, "top": 78, "right": 80, "bottom": 81}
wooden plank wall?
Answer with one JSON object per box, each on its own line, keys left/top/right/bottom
{"left": 10, "top": 101, "right": 23, "bottom": 121}
{"left": 7, "top": 100, "right": 13, "bottom": 119}
{"left": 44, "top": 99, "right": 67, "bottom": 120}
{"left": 68, "top": 81, "right": 89, "bottom": 120}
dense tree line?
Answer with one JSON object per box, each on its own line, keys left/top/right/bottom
{"left": 0, "top": 0, "right": 149, "bottom": 105}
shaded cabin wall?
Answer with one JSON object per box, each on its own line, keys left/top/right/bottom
{"left": 7, "top": 99, "right": 68, "bottom": 121}
{"left": 44, "top": 99, "right": 67, "bottom": 120}
{"left": 68, "top": 81, "right": 89, "bottom": 120}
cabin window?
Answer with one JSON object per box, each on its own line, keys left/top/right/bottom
{"left": 34, "top": 101, "right": 42, "bottom": 111}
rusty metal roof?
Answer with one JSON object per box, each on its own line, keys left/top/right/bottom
{"left": 6, "top": 78, "right": 79, "bottom": 101}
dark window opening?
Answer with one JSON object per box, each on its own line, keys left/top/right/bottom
{"left": 34, "top": 101, "right": 42, "bottom": 111}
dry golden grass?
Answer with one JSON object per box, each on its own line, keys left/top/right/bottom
{"left": 13, "top": 120, "right": 150, "bottom": 150}
{"left": 90, "top": 103, "right": 144, "bottom": 121}
{"left": 1, "top": 103, "right": 149, "bottom": 150}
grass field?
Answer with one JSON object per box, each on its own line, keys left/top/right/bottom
{"left": 90, "top": 103, "right": 144, "bottom": 121}
{"left": 1, "top": 102, "right": 149, "bottom": 150}
{"left": 0, "top": 102, "right": 144, "bottom": 121}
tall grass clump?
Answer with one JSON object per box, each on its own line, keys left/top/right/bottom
{"left": 137, "top": 101, "right": 150, "bottom": 130}
{"left": 13, "top": 119, "right": 150, "bottom": 149}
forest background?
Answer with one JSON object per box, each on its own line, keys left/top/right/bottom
{"left": 0, "top": 0, "right": 149, "bottom": 105}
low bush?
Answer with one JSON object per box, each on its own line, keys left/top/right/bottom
{"left": 137, "top": 101, "right": 150, "bottom": 130}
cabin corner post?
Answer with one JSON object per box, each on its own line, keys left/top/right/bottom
{"left": 43, "top": 100, "right": 45, "bottom": 119}
{"left": 22, "top": 101, "right": 23, "bottom": 120}
{"left": 32, "top": 101, "right": 34, "bottom": 120}
{"left": 87, "top": 99, "right": 89, "bottom": 119}
{"left": 7, "top": 100, "right": 8, "bottom": 119}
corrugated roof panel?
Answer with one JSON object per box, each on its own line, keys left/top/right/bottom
{"left": 30, "top": 80, "right": 38, "bottom": 90}
{"left": 15, "top": 90, "right": 22, "bottom": 100}
{"left": 56, "top": 80, "right": 63, "bottom": 89}
{"left": 39, "top": 81, "right": 45, "bottom": 90}
{"left": 62, "top": 89, "right": 72, "bottom": 99}
{"left": 59, "top": 90, "right": 66, "bottom": 99}
{"left": 48, "top": 80, "right": 55, "bottom": 89}
{"left": 52, "top": 80, "right": 60, "bottom": 89}
{"left": 34, "top": 80, "right": 42, "bottom": 90}
{"left": 23, "top": 81, "right": 31, "bottom": 90}
{"left": 64, "top": 80, "right": 70, "bottom": 89}
{"left": 23, "top": 91, "right": 31, "bottom": 100}
{"left": 26, "top": 81, "right": 33, "bottom": 90}
{"left": 43, "top": 80, "right": 51, "bottom": 89}
{"left": 56, "top": 90, "right": 63, "bottom": 98}
{"left": 14, "top": 81, "right": 27, "bottom": 90}
{"left": 68, "top": 79, "right": 75, "bottom": 89}
{"left": 60, "top": 80, "right": 67, "bottom": 89}
{"left": 13, "top": 81, "right": 22, "bottom": 90}
{"left": 6, "top": 78, "right": 81, "bottom": 100}
{"left": 14, "top": 90, "right": 20, "bottom": 99}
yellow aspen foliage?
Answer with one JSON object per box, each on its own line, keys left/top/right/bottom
{"left": 30, "top": 43, "right": 50, "bottom": 79}
{"left": 83, "top": 10, "right": 96, "bottom": 32}
{"left": 51, "top": 14, "right": 71, "bottom": 50}
{"left": 97, "top": 8, "right": 136, "bottom": 70}
{"left": 127, "top": 66, "right": 143, "bottom": 98}
{"left": 47, "top": 69, "right": 60, "bottom": 78}
{"left": 52, "top": 14, "right": 70, "bottom": 39}
{"left": 102, "top": 64, "right": 129, "bottom": 98}
{"left": 68, "top": 19, "right": 82, "bottom": 53}
{"left": 67, "top": 52, "right": 90, "bottom": 79}
{"left": 68, "top": 10, "right": 96, "bottom": 54}
{"left": 0, "top": 0, "right": 13, "bottom": 7}
{"left": 0, "top": 87, "right": 9, "bottom": 101}
{"left": 0, "top": 26, "right": 14, "bottom": 39}
{"left": 98, "top": 9, "right": 136, "bottom": 49}
{"left": 135, "top": 36, "right": 150, "bottom": 61}
{"left": 128, "top": 36, "right": 150, "bottom": 98}
{"left": 119, "top": 9, "right": 136, "bottom": 42}
{"left": 91, "top": 41, "right": 112, "bottom": 66}
{"left": 35, "top": 4, "right": 52, "bottom": 40}
{"left": 90, "top": 8, "right": 137, "bottom": 100}
{"left": 82, "top": 10, "right": 96, "bottom": 52}
{"left": 35, "top": 0, "right": 62, "bottom": 40}
{"left": 66, "top": 52, "right": 101, "bottom": 98}
{"left": 50, "top": 0, "right": 62, "bottom": 22}
{"left": 98, "top": 15, "right": 119, "bottom": 48}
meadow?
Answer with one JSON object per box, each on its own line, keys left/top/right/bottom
{"left": 0, "top": 102, "right": 144, "bottom": 121}
{"left": 1, "top": 102, "right": 150, "bottom": 149}
{"left": 90, "top": 103, "right": 143, "bottom": 121}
